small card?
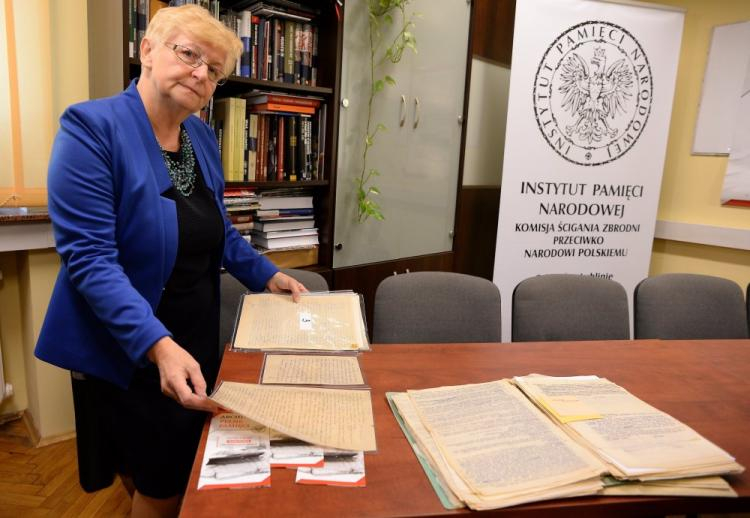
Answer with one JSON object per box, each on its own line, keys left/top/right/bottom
{"left": 295, "top": 450, "right": 366, "bottom": 487}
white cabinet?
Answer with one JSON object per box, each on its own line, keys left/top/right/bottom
{"left": 333, "top": 0, "right": 471, "bottom": 268}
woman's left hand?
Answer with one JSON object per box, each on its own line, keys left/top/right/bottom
{"left": 266, "top": 272, "right": 308, "bottom": 302}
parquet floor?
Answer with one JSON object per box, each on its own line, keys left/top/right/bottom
{"left": 0, "top": 416, "right": 130, "bottom": 518}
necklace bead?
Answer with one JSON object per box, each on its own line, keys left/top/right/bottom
{"left": 160, "top": 128, "right": 196, "bottom": 197}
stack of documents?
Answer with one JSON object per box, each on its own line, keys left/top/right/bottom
{"left": 231, "top": 292, "right": 369, "bottom": 352}
{"left": 388, "top": 375, "right": 744, "bottom": 510}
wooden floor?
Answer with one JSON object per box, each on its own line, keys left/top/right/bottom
{"left": 0, "top": 416, "right": 130, "bottom": 518}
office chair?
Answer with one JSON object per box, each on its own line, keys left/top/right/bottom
{"left": 634, "top": 273, "right": 749, "bottom": 339}
{"left": 219, "top": 268, "right": 329, "bottom": 348}
{"left": 372, "top": 271, "right": 502, "bottom": 344}
{"left": 512, "top": 274, "right": 630, "bottom": 342}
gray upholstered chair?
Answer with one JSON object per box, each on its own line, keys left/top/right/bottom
{"left": 634, "top": 273, "right": 749, "bottom": 339}
{"left": 512, "top": 274, "right": 630, "bottom": 342}
{"left": 372, "top": 271, "right": 502, "bottom": 344}
{"left": 279, "top": 268, "right": 329, "bottom": 292}
{"left": 219, "top": 268, "right": 329, "bottom": 348}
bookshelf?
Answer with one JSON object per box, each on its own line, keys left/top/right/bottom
{"left": 121, "top": 0, "right": 342, "bottom": 275}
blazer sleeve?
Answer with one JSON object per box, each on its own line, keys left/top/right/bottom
{"left": 48, "top": 104, "right": 170, "bottom": 365}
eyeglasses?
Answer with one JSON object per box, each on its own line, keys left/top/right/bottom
{"left": 164, "top": 42, "right": 228, "bottom": 86}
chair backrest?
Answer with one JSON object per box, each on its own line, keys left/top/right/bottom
{"left": 219, "top": 269, "right": 329, "bottom": 348}
{"left": 747, "top": 283, "right": 750, "bottom": 333}
{"left": 512, "top": 274, "right": 630, "bottom": 342}
{"left": 280, "top": 268, "right": 329, "bottom": 292}
{"left": 634, "top": 273, "right": 749, "bottom": 339}
{"left": 372, "top": 271, "right": 502, "bottom": 344}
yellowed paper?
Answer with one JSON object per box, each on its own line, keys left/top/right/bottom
{"left": 602, "top": 476, "right": 737, "bottom": 497}
{"left": 261, "top": 354, "right": 365, "bottom": 386}
{"left": 514, "top": 375, "right": 744, "bottom": 480}
{"left": 210, "top": 381, "right": 376, "bottom": 452}
{"left": 233, "top": 293, "right": 368, "bottom": 351}
{"left": 407, "top": 381, "right": 605, "bottom": 500}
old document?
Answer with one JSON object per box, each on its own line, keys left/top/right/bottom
{"left": 407, "top": 380, "right": 605, "bottom": 509}
{"left": 514, "top": 375, "right": 744, "bottom": 480}
{"left": 210, "top": 381, "right": 376, "bottom": 452}
{"left": 233, "top": 293, "right": 368, "bottom": 351}
{"left": 260, "top": 353, "right": 365, "bottom": 386}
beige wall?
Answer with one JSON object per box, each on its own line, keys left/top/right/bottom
{"left": 463, "top": 0, "right": 750, "bottom": 289}
{"left": 646, "top": 0, "right": 750, "bottom": 289}
{"left": 0, "top": 0, "right": 88, "bottom": 440}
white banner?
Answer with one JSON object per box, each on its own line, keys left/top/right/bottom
{"left": 493, "top": 0, "right": 684, "bottom": 341}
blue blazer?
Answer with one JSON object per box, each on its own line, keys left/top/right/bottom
{"left": 35, "top": 80, "right": 278, "bottom": 388}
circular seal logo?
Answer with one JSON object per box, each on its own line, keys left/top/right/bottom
{"left": 533, "top": 21, "right": 653, "bottom": 166}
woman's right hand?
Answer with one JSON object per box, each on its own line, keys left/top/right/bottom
{"left": 147, "top": 336, "right": 218, "bottom": 412}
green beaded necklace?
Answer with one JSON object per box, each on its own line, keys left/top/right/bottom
{"left": 160, "top": 127, "right": 196, "bottom": 197}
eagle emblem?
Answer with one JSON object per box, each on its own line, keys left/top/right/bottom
{"left": 558, "top": 47, "right": 634, "bottom": 145}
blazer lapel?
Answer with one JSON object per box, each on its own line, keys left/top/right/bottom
{"left": 122, "top": 80, "right": 174, "bottom": 195}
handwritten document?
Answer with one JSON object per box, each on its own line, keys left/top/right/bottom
{"left": 261, "top": 354, "right": 365, "bottom": 386}
{"left": 210, "top": 381, "right": 376, "bottom": 452}
{"left": 233, "top": 293, "right": 368, "bottom": 351}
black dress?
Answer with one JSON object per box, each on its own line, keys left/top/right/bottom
{"left": 73, "top": 148, "right": 225, "bottom": 498}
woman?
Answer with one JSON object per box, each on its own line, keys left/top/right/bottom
{"left": 35, "top": 5, "right": 305, "bottom": 516}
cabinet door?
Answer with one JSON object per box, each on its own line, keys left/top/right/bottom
{"left": 333, "top": 0, "right": 471, "bottom": 268}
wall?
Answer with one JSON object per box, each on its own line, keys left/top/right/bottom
{"left": 461, "top": 0, "right": 750, "bottom": 290}
{"left": 0, "top": 0, "right": 89, "bottom": 441}
{"left": 647, "top": 0, "right": 750, "bottom": 289}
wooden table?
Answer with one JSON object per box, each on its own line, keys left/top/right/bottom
{"left": 180, "top": 340, "right": 750, "bottom": 517}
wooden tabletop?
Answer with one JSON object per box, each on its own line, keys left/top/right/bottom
{"left": 180, "top": 339, "right": 750, "bottom": 517}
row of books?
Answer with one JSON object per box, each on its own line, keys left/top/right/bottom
{"left": 128, "top": 1, "right": 219, "bottom": 59}
{"left": 225, "top": 188, "right": 319, "bottom": 252}
{"left": 213, "top": 93, "right": 326, "bottom": 183}
{"left": 231, "top": 9, "right": 319, "bottom": 86}
{"left": 127, "top": 0, "right": 321, "bottom": 87}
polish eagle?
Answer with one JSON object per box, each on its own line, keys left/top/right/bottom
{"left": 558, "top": 47, "right": 634, "bottom": 145}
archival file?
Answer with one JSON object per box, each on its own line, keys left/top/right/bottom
{"left": 232, "top": 292, "right": 369, "bottom": 351}
{"left": 389, "top": 376, "right": 743, "bottom": 510}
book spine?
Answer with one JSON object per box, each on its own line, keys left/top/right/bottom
{"left": 240, "top": 11, "right": 252, "bottom": 77}
{"left": 284, "top": 21, "right": 295, "bottom": 83}
{"left": 296, "top": 115, "right": 305, "bottom": 181}
{"left": 301, "top": 23, "right": 312, "bottom": 86}
{"left": 243, "top": 112, "right": 249, "bottom": 181}
{"left": 277, "top": 20, "right": 285, "bottom": 82}
{"left": 293, "top": 22, "right": 302, "bottom": 85}
{"left": 250, "top": 103, "right": 315, "bottom": 115}
{"left": 288, "top": 116, "right": 297, "bottom": 182}
{"left": 248, "top": 113, "right": 258, "bottom": 181}
{"left": 311, "top": 25, "right": 318, "bottom": 87}
{"left": 251, "top": 16, "right": 260, "bottom": 79}
{"left": 276, "top": 116, "right": 284, "bottom": 182}
{"left": 256, "top": 16, "right": 265, "bottom": 80}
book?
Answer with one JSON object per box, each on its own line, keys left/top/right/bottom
{"left": 255, "top": 208, "right": 314, "bottom": 218}
{"left": 253, "top": 217, "right": 314, "bottom": 232}
{"left": 388, "top": 375, "right": 744, "bottom": 511}
{"left": 239, "top": 10, "right": 252, "bottom": 77}
{"left": 244, "top": 93, "right": 321, "bottom": 109}
{"left": 252, "top": 233, "right": 319, "bottom": 249}
{"left": 257, "top": 195, "right": 313, "bottom": 210}
{"left": 251, "top": 228, "right": 317, "bottom": 240}
{"left": 250, "top": 103, "right": 315, "bottom": 115}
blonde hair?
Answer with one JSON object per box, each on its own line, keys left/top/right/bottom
{"left": 145, "top": 5, "right": 243, "bottom": 75}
